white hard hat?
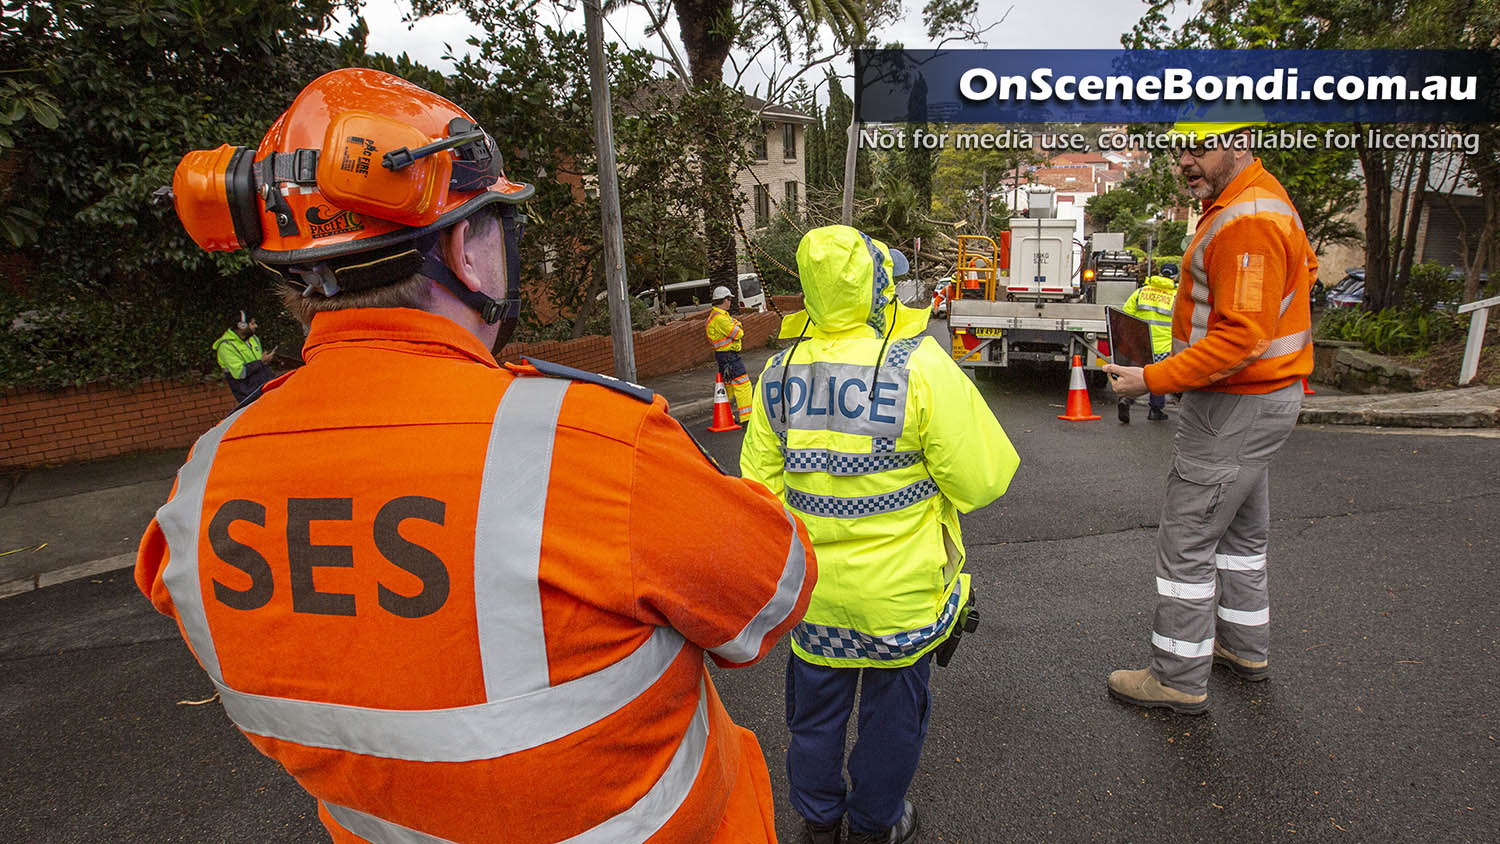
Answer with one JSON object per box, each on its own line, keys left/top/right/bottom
{"left": 711, "top": 285, "right": 734, "bottom": 302}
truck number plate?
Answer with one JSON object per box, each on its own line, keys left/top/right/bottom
{"left": 974, "top": 328, "right": 1003, "bottom": 338}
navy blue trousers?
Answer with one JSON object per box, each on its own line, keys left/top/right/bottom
{"left": 785, "top": 652, "right": 932, "bottom": 834}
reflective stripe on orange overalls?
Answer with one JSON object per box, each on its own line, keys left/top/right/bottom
{"left": 137, "top": 308, "right": 815, "bottom": 843}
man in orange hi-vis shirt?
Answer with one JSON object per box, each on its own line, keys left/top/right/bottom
{"left": 1104, "top": 122, "right": 1314, "bottom": 716}
{"left": 136, "top": 68, "right": 816, "bottom": 843}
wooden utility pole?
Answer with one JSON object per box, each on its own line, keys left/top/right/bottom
{"left": 841, "top": 120, "right": 859, "bottom": 225}
{"left": 980, "top": 169, "right": 989, "bottom": 234}
{"left": 584, "top": 0, "right": 637, "bottom": 382}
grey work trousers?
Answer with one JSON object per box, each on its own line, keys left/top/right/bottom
{"left": 1150, "top": 382, "right": 1302, "bottom": 696}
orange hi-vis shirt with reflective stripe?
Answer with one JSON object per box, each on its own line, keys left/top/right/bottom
{"left": 1144, "top": 159, "right": 1316, "bottom": 396}
{"left": 135, "top": 307, "right": 815, "bottom": 844}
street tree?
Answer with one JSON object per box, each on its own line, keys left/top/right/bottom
{"left": 1126, "top": 0, "right": 1498, "bottom": 309}
{"left": 605, "top": 0, "right": 868, "bottom": 288}
{"left": 931, "top": 124, "right": 1041, "bottom": 239}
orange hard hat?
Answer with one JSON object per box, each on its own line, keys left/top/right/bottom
{"left": 171, "top": 68, "right": 533, "bottom": 296}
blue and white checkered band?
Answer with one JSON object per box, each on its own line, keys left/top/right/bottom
{"left": 870, "top": 437, "right": 895, "bottom": 453}
{"left": 859, "top": 232, "right": 892, "bottom": 336}
{"left": 786, "top": 477, "right": 939, "bottom": 519}
{"left": 883, "top": 336, "right": 922, "bottom": 368}
{"left": 1152, "top": 351, "right": 1170, "bottom": 363}
{"left": 794, "top": 587, "right": 963, "bottom": 661}
{"left": 784, "top": 448, "right": 923, "bottom": 476}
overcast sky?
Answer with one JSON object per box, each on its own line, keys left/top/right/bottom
{"left": 332, "top": 1, "right": 1192, "bottom": 102}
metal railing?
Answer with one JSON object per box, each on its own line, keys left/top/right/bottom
{"left": 1457, "top": 293, "right": 1500, "bottom": 386}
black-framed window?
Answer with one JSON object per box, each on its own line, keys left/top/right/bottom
{"left": 754, "top": 184, "right": 770, "bottom": 227}
{"left": 753, "top": 123, "right": 769, "bottom": 161}
{"left": 784, "top": 180, "right": 798, "bottom": 213}
{"left": 783, "top": 123, "right": 796, "bottom": 158}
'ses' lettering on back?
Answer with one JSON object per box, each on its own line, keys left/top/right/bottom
{"left": 207, "top": 496, "right": 451, "bottom": 619}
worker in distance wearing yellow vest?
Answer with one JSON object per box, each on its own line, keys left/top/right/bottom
{"left": 741, "top": 225, "right": 1019, "bottom": 844}
{"left": 213, "top": 309, "right": 277, "bottom": 404}
{"left": 706, "top": 285, "right": 753, "bottom": 423}
{"left": 1117, "top": 262, "right": 1179, "bottom": 423}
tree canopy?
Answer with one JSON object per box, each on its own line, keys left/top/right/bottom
{"left": 1126, "top": 0, "right": 1500, "bottom": 308}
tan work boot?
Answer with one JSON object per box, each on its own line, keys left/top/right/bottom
{"left": 1213, "top": 643, "right": 1270, "bottom": 682}
{"left": 1107, "top": 668, "right": 1208, "bottom": 715}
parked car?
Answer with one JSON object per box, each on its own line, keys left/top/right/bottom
{"left": 1434, "top": 269, "right": 1488, "bottom": 312}
{"left": 636, "top": 272, "right": 767, "bottom": 315}
{"left": 1326, "top": 269, "right": 1365, "bottom": 309}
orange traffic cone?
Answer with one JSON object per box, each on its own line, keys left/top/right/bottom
{"left": 1302, "top": 377, "right": 1316, "bottom": 395}
{"left": 1058, "top": 355, "right": 1101, "bottom": 421}
{"left": 707, "top": 373, "right": 742, "bottom": 432}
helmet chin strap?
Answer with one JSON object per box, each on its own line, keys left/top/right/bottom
{"left": 416, "top": 209, "right": 524, "bottom": 353}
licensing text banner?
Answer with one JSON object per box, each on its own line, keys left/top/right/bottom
{"left": 855, "top": 49, "right": 1500, "bottom": 124}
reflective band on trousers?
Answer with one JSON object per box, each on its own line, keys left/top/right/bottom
{"left": 1156, "top": 577, "right": 1214, "bottom": 601}
{"left": 154, "top": 377, "right": 712, "bottom": 840}
{"left": 1216, "top": 552, "right": 1267, "bottom": 571}
{"left": 1151, "top": 632, "right": 1215, "bottom": 659}
{"left": 323, "top": 680, "right": 713, "bottom": 844}
{"left": 1217, "top": 606, "right": 1270, "bottom": 626}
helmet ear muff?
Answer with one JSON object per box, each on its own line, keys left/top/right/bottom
{"left": 171, "top": 144, "right": 264, "bottom": 252}
{"left": 236, "top": 310, "right": 249, "bottom": 331}
{"left": 225, "top": 147, "right": 263, "bottom": 251}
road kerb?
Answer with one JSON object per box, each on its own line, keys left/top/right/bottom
{"left": 0, "top": 553, "right": 136, "bottom": 600}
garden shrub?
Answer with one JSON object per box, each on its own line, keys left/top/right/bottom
{"left": 1315, "top": 306, "right": 1462, "bottom": 357}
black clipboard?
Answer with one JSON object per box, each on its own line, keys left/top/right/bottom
{"left": 1106, "top": 306, "right": 1155, "bottom": 368}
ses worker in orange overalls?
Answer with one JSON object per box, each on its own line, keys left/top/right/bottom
{"left": 137, "top": 68, "right": 816, "bottom": 843}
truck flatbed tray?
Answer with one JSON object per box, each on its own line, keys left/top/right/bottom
{"left": 949, "top": 300, "right": 1108, "bottom": 332}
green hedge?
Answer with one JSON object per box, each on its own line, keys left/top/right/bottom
{"left": 1, "top": 275, "right": 304, "bottom": 392}
{"left": 1, "top": 275, "right": 679, "bottom": 392}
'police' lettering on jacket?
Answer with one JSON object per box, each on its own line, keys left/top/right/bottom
{"left": 763, "top": 362, "right": 908, "bottom": 438}
{"left": 207, "top": 496, "right": 451, "bottom": 618}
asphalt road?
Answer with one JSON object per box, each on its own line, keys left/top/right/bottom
{"left": 3, "top": 364, "right": 1497, "bottom": 843}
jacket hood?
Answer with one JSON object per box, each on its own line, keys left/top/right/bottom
{"left": 212, "top": 328, "right": 241, "bottom": 352}
{"left": 778, "top": 225, "right": 929, "bottom": 341}
{"left": 1145, "top": 274, "right": 1177, "bottom": 291}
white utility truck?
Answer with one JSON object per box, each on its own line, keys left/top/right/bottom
{"left": 947, "top": 186, "right": 1137, "bottom": 381}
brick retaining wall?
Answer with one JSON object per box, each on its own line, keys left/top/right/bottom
{"left": 496, "top": 308, "right": 783, "bottom": 378}
{"left": 1, "top": 297, "right": 801, "bottom": 469}
{"left": 1, "top": 378, "right": 235, "bottom": 468}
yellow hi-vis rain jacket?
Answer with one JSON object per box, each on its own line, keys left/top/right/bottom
{"left": 213, "top": 328, "right": 263, "bottom": 379}
{"left": 706, "top": 306, "right": 745, "bottom": 352}
{"left": 740, "top": 226, "right": 1020, "bottom": 669}
{"left": 1122, "top": 275, "right": 1178, "bottom": 356}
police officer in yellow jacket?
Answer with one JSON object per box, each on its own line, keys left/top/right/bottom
{"left": 741, "top": 225, "right": 1020, "bottom": 844}
{"left": 706, "top": 286, "right": 753, "bottom": 423}
{"left": 1117, "top": 263, "right": 1179, "bottom": 423}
